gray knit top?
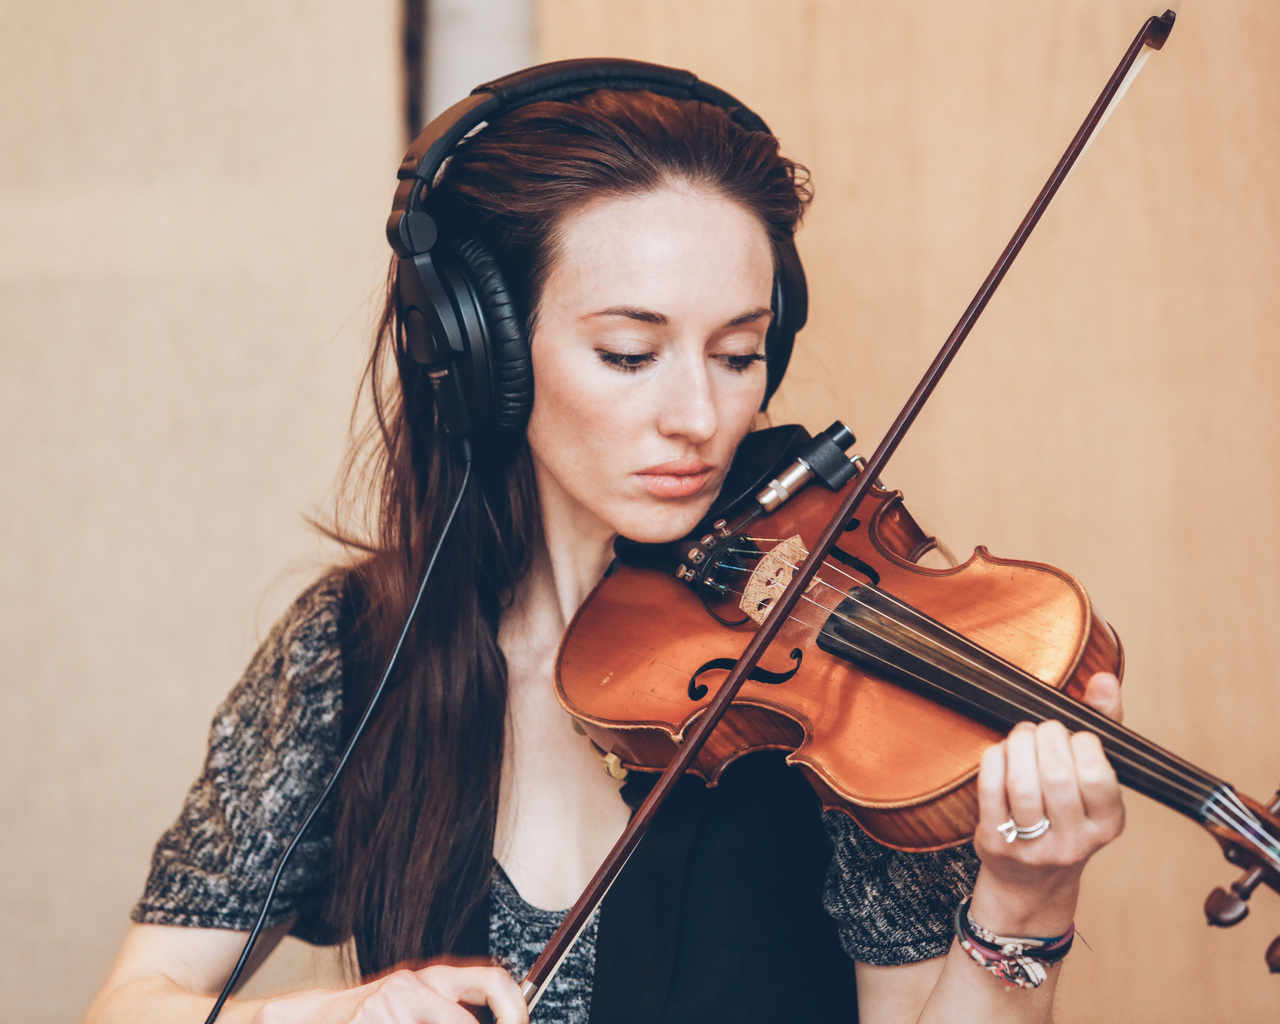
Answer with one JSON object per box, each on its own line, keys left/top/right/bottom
{"left": 133, "top": 576, "right": 979, "bottom": 1021}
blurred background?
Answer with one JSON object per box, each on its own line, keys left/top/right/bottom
{"left": 3, "top": 2, "right": 1278, "bottom": 1020}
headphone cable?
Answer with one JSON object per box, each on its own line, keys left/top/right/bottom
{"left": 203, "top": 448, "right": 474, "bottom": 1023}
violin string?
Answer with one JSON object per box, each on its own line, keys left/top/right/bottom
{"left": 707, "top": 561, "right": 1280, "bottom": 861}
{"left": 1200, "top": 788, "right": 1280, "bottom": 860}
{"left": 721, "top": 542, "right": 1162, "bottom": 778}
{"left": 816, "top": 611, "right": 1237, "bottom": 828}
{"left": 802, "top": 568, "right": 1229, "bottom": 813}
{"left": 1206, "top": 791, "right": 1280, "bottom": 866}
{"left": 1204, "top": 801, "right": 1274, "bottom": 862}
{"left": 710, "top": 555, "right": 1231, "bottom": 820}
{"left": 738, "top": 546, "right": 1221, "bottom": 782}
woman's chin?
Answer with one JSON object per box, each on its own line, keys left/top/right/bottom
{"left": 613, "top": 498, "right": 715, "bottom": 545}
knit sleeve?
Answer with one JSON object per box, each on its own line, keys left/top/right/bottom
{"left": 131, "top": 575, "right": 348, "bottom": 934}
{"left": 821, "top": 810, "right": 979, "bottom": 965}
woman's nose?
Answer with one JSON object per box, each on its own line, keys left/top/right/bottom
{"left": 656, "top": 355, "right": 717, "bottom": 443}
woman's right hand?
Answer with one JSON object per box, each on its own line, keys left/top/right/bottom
{"left": 85, "top": 924, "right": 527, "bottom": 1024}
{"left": 256, "top": 964, "right": 528, "bottom": 1024}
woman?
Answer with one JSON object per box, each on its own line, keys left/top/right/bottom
{"left": 85, "top": 69, "right": 1125, "bottom": 1024}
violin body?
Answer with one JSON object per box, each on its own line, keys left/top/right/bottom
{"left": 556, "top": 477, "right": 1123, "bottom": 852}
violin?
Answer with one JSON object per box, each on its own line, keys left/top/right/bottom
{"left": 560, "top": 422, "right": 1280, "bottom": 914}
{"left": 498, "top": 10, "right": 1280, "bottom": 1011}
{"left": 563, "top": 424, "right": 1123, "bottom": 853}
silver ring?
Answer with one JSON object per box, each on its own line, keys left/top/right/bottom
{"left": 997, "top": 816, "right": 1050, "bottom": 843}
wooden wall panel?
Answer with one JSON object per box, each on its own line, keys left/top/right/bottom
{"left": 0, "top": 3, "right": 399, "bottom": 1018}
{"left": 541, "top": 2, "right": 1280, "bottom": 1020}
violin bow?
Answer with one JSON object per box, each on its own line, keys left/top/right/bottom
{"left": 517, "top": 9, "right": 1177, "bottom": 1009}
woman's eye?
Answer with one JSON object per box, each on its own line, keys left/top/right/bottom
{"left": 718, "top": 353, "right": 766, "bottom": 373}
{"left": 596, "top": 350, "right": 655, "bottom": 373}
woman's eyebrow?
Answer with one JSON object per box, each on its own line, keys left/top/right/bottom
{"left": 725, "top": 306, "right": 774, "bottom": 327}
{"left": 583, "top": 306, "right": 668, "bottom": 325}
{"left": 582, "top": 305, "right": 774, "bottom": 327}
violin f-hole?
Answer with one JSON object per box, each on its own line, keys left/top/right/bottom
{"left": 688, "top": 648, "right": 804, "bottom": 701}
{"left": 829, "top": 544, "right": 881, "bottom": 586}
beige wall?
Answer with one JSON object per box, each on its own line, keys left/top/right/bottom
{"left": 5, "top": 1, "right": 1279, "bottom": 1022}
{"left": 0, "top": 3, "right": 400, "bottom": 1019}
{"left": 540, "top": 0, "right": 1280, "bottom": 1020}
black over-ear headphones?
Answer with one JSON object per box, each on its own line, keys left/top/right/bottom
{"left": 386, "top": 58, "right": 808, "bottom": 442}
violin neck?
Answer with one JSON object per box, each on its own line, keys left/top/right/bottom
{"left": 816, "top": 587, "right": 1280, "bottom": 873}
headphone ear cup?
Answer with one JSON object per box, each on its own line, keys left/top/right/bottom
{"left": 763, "top": 237, "right": 807, "bottom": 407}
{"left": 451, "top": 236, "right": 533, "bottom": 436}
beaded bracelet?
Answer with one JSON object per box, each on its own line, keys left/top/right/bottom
{"left": 953, "top": 896, "right": 1075, "bottom": 989}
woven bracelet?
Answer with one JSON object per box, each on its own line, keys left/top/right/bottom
{"left": 953, "top": 896, "right": 1075, "bottom": 990}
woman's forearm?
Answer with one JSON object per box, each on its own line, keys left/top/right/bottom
{"left": 85, "top": 975, "right": 267, "bottom": 1024}
{"left": 915, "top": 939, "right": 1059, "bottom": 1024}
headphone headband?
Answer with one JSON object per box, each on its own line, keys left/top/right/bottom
{"left": 389, "top": 60, "right": 772, "bottom": 256}
{"left": 476, "top": 59, "right": 765, "bottom": 121}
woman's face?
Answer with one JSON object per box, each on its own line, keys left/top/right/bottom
{"left": 526, "top": 185, "right": 774, "bottom": 546}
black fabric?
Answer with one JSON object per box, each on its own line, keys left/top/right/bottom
{"left": 590, "top": 753, "right": 858, "bottom": 1024}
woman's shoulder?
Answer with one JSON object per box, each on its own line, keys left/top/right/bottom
{"left": 238, "top": 572, "right": 350, "bottom": 699}
{"left": 205, "top": 571, "right": 356, "bottom": 781}
{"left": 132, "top": 571, "right": 356, "bottom": 931}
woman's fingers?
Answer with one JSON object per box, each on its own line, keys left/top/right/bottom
{"left": 1082, "top": 671, "right": 1123, "bottom": 723}
{"left": 977, "top": 739, "right": 1011, "bottom": 848}
{"left": 1069, "top": 730, "right": 1124, "bottom": 838}
{"left": 1003, "top": 722, "right": 1047, "bottom": 831}
{"left": 415, "top": 965, "right": 529, "bottom": 1024}
{"left": 971, "top": 716, "right": 1126, "bottom": 936}
{"left": 322, "top": 964, "right": 527, "bottom": 1024}
{"left": 1032, "top": 721, "right": 1086, "bottom": 835}
{"left": 359, "top": 970, "right": 480, "bottom": 1024}
{"left": 977, "top": 719, "right": 1124, "bottom": 865}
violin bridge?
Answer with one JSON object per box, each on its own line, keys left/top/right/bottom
{"left": 740, "top": 534, "right": 817, "bottom": 625}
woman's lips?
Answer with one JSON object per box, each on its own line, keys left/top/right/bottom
{"left": 634, "top": 460, "right": 715, "bottom": 498}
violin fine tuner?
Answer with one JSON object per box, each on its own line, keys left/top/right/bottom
{"left": 1205, "top": 788, "right": 1280, "bottom": 971}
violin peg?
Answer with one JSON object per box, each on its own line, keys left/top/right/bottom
{"left": 1203, "top": 865, "right": 1264, "bottom": 926}
{"left": 1267, "top": 935, "right": 1280, "bottom": 974}
{"left": 1205, "top": 886, "right": 1251, "bottom": 927}
{"left": 1205, "top": 865, "right": 1268, "bottom": 927}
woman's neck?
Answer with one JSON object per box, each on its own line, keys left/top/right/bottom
{"left": 494, "top": 475, "right": 632, "bottom": 910}
{"left": 527, "top": 481, "right": 618, "bottom": 628}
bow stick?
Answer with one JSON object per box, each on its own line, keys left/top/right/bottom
{"left": 517, "top": 9, "right": 1177, "bottom": 1010}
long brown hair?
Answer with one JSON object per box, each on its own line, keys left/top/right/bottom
{"left": 325, "top": 87, "right": 812, "bottom": 975}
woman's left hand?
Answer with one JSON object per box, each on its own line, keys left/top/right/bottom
{"left": 968, "top": 671, "right": 1126, "bottom": 935}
